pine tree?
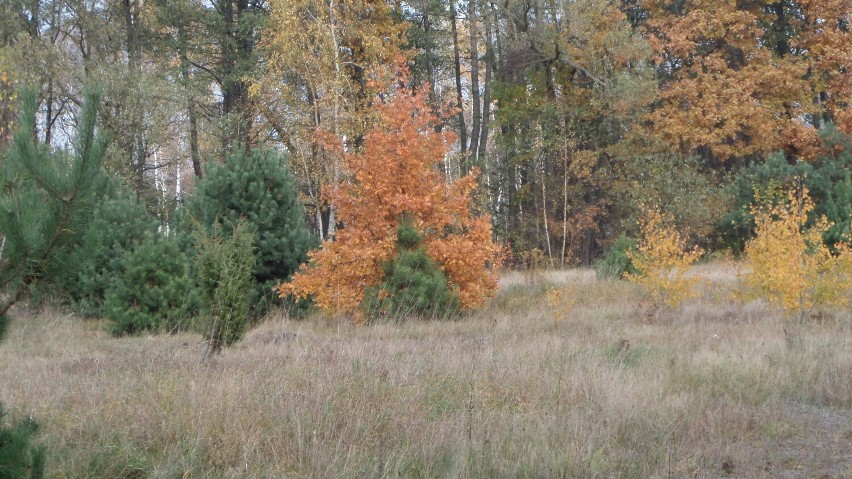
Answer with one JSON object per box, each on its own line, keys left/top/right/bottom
{"left": 0, "top": 402, "right": 45, "bottom": 479}
{"left": 188, "top": 147, "right": 314, "bottom": 314}
{"left": 0, "top": 88, "right": 108, "bottom": 318}
{"left": 363, "top": 219, "right": 460, "bottom": 320}
{"left": 58, "top": 179, "right": 157, "bottom": 316}
{"left": 105, "top": 233, "right": 198, "bottom": 336}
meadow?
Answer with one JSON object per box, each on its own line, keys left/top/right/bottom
{"left": 1, "top": 264, "right": 850, "bottom": 478}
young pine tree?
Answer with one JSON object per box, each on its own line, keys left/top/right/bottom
{"left": 363, "top": 219, "right": 460, "bottom": 320}
{"left": 0, "top": 88, "right": 108, "bottom": 318}
{"left": 58, "top": 179, "right": 157, "bottom": 316}
{"left": 105, "top": 234, "right": 198, "bottom": 336}
{"left": 0, "top": 402, "right": 46, "bottom": 479}
{"left": 188, "top": 147, "right": 314, "bottom": 314}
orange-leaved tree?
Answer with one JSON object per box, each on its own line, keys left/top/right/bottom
{"left": 279, "top": 65, "right": 499, "bottom": 319}
{"left": 640, "top": 0, "right": 851, "bottom": 162}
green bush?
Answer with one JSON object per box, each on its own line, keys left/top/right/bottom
{"left": 194, "top": 220, "right": 256, "bottom": 356}
{"left": 0, "top": 403, "right": 45, "bottom": 479}
{"left": 721, "top": 126, "right": 852, "bottom": 252}
{"left": 188, "top": 147, "right": 315, "bottom": 314}
{"left": 364, "top": 220, "right": 460, "bottom": 320}
{"left": 595, "top": 234, "right": 638, "bottom": 279}
{"left": 58, "top": 179, "right": 157, "bottom": 316}
{"left": 105, "top": 234, "right": 198, "bottom": 336}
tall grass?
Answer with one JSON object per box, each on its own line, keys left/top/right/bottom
{"left": 1, "top": 263, "right": 850, "bottom": 478}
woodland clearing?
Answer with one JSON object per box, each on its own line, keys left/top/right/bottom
{"left": 1, "top": 262, "right": 850, "bottom": 478}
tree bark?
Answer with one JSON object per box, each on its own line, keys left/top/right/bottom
{"left": 477, "top": 3, "right": 494, "bottom": 167}
{"left": 451, "top": 1, "right": 467, "bottom": 165}
{"left": 178, "top": 18, "right": 203, "bottom": 178}
{"left": 468, "top": 0, "right": 480, "bottom": 173}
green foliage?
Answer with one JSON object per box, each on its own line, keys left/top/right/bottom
{"left": 188, "top": 147, "right": 314, "bottom": 314}
{"left": 0, "top": 403, "right": 45, "bottom": 479}
{"left": 0, "top": 88, "right": 108, "bottom": 317}
{"left": 105, "top": 235, "right": 198, "bottom": 336}
{"left": 364, "top": 221, "right": 460, "bottom": 320}
{"left": 595, "top": 234, "right": 638, "bottom": 279}
{"left": 58, "top": 179, "right": 157, "bottom": 316}
{"left": 194, "top": 220, "right": 256, "bottom": 356}
{"left": 722, "top": 126, "right": 852, "bottom": 252}
{"left": 619, "top": 152, "right": 730, "bottom": 245}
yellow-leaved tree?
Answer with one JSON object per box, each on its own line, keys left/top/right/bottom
{"left": 744, "top": 187, "right": 852, "bottom": 322}
{"left": 626, "top": 208, "right": 704, "bottom": 309}
{"left": 279, "top": 64, "right": 499, "bottom": 321}
{"left": 252, "top": 0, "right": 408, "bottom": 239}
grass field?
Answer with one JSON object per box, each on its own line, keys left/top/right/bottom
{"left": 1, "top": 264, "right": 850, "bottom": 478}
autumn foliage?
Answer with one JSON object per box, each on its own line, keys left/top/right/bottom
{"left": 626, "top": 208, "right": 704, "bottom": 309}
{"left": 642, "top": 0, "right": 851, "bottom": 161}
{"left": 280, "top": 68, "right": 499, "bottom": 318}
{"left": 744, "top": 187, "right": 852, "bottom": 319}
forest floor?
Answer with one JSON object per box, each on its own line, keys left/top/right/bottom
{"left": 1, "top": 262, "right": 850, "bottom": 478}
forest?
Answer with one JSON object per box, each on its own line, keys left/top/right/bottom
{"left": 1, "top": 0, "right": 848, "bottom": 258}
{"left": 0, "top": 1, "right": 851, "bottom": 477}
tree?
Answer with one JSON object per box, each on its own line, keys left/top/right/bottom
{"left": 188, "top": 146, "right": 315, "bottom": 313}
{"left": 280, "top": 66, "right": 499, "bottom": 319}
{"left": 490, "top": 0, "right": 656, "bottom": 264}
{"left": 58, "top": 179, "right": 157, "bottom": 316}
{"left": 252, "top": 0, "right": 407, "bottom": 239}
{"left": 722, "top": 127, "right": 852, "bottom": 251}
{"left": 363, "top": 218, "right": 460, "bottom": 319}
{"left": 105, "top": 233, "right": 198, "bottom": 336}
{"left": 194, "top": 219, "right": 255, "bottom": 356}
{"left": 0, "top": 48, "right": 17, "bottom": 148}
{"left": 626, "top": 208, "right": 704, "bottom": 309}
{"left": 640, "top": 0, "right": 850, "bottom": 162}
{"left": 0, "top": 88, "right": 107, "bottom": 318}
{"left": 0, "top": 402, "right": 45, "bottom": 479}
{"left": 744, "top": 186, "right": 852, "bottom": 323}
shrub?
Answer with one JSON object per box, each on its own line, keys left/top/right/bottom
{"left": 363, "top": 220, "right": 460, "bottom": 320}
{"left": 194, "top": 220, "right": 256, "bottom": 356}
{"left": 595, "top": 234, "right": 638, "bottom": 279}
{"left": 744, "top": 186, "right": 852, "bottom": 322}
{"left": 188, "top": 147, "right": 314, "bottom": 315}
{"left": 105, "top": 235, "right": 198, "bottom": 336}
{"left": 626, "top": 208, "right": 704, "bottom": 309}
{"left": 0, "top": 402, "right": 45, "bottom": 479}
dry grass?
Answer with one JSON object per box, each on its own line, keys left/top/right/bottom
{"left": 1, "top": 263, "right": 851, "bottom": 478}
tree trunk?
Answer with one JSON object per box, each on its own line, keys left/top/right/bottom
{"left": 451, "top": 1, "right": 467, "bottom": 165}
{"left": 178, "top": 19, "right": 203, "bottom": 178}
{"left": 477, "top": 3, "right": 493, "bottom": 167}
{"left": 219, "top": 0, "right": 253, "bottom": 150}
{"left": 468, "top": 0, "right": 480, "bottom": 173}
